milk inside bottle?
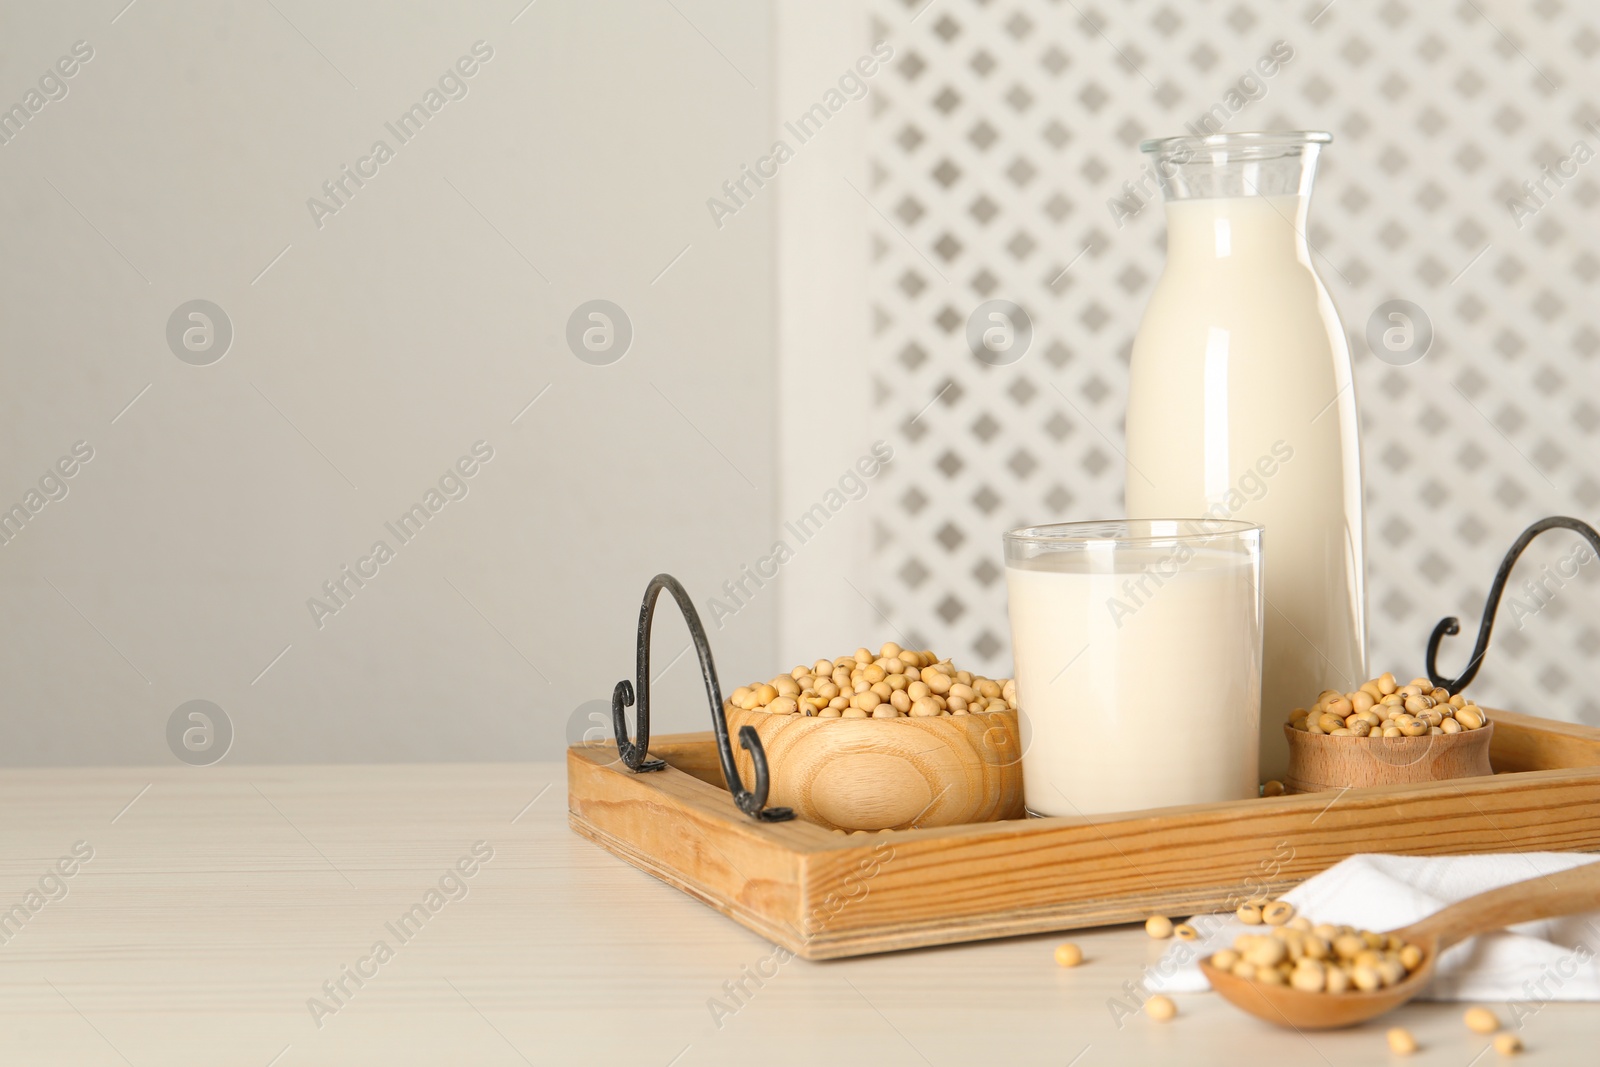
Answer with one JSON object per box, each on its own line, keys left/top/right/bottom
{"left": 1123, "top": 132, "right": 1366, "bottom": 780}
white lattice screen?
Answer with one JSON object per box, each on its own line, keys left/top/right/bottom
{"left": 861, "top": 0, "right": 1600, "bottom": 723}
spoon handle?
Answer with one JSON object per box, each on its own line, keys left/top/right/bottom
{"left": 1400, "top": 860, "right": 1600, "bottom": 951}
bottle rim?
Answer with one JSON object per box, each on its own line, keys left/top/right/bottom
{"left": 1138, "top": 129, "right": 1333, "bottom": 156}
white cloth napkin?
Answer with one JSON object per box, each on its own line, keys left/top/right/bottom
{"left": 1143, "top": 853, "right": 1600, "bottom": 1005}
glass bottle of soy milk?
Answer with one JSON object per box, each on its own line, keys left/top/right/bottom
{"left": 1124, "top": 131, "right": 1366, "bottom": 780}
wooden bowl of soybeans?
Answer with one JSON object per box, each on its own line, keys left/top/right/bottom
{"left": 722, "top": 643, "right": 1026, "bottom": 831}
{"left": 1283, "top": 672, "right": 1494, "bottom": 794}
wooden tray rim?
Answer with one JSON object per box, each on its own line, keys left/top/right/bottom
{"left": 569, "top": 707, "right": 1600, "bottom": 854}
{"left": 567, "top": 707, "right": 1600, "bottom": 958}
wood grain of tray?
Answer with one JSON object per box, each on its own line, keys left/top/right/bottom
{"left": 567, "top": 708, "right": 1600, "bottom": 959}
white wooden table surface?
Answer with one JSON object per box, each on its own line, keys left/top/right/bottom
{"left": 0, "top": 763, "right": 1591, "bottom": 1066}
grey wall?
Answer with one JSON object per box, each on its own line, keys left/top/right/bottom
{"left": 0, "top": 0, "right": 778, "bottom": 763}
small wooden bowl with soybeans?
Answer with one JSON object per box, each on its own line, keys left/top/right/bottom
{"left": 1282, "top": 672, "right": 1494, "bottom": 794}
{"left": 723, "top": 643, "right": 1025, "bottom": 831}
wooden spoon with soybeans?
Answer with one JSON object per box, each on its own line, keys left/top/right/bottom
{"left": 1200, "top": 861, "right": 1600, "bottom": 1030}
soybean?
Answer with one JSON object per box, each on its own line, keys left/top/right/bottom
{"left": 1493, "top": 1032, "right": 1523, "bottom": 1055}
{"left": 1387, "top": 1027, "right": 1418, "bottom": 1055}
{"left": 1144, "top": 994, "right": 1177, "bottom": 1021}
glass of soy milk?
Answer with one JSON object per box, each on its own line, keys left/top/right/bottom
{"left": 1003, "top": 519, "right": 1262, "bottom": 817}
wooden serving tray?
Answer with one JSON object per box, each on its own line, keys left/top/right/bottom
{"left": 567, "top": 708, "right": 1600, "bottom": 960}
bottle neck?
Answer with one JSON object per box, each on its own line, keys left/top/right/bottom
{"left": 1163, "top": 195, "right": 1311, "bottom": 266}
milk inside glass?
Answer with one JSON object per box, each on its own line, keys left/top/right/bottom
{"left": 1125, "top": 156, "right": 1366, "bottom": 782}
{"left": 1004, "top": 521, "right": 1261, "bottom": 817}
